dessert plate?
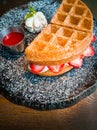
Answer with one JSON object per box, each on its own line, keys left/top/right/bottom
{"left": 0, "top": 0, "right": 97, "bottom": 110}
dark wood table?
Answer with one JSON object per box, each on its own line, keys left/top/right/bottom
{"left": 0, "top": 0, "right": 97, "bottom": 130}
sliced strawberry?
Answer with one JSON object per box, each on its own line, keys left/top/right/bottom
{"left": 68, "top": 57, "right": 83, "bottom": 68}
{"left": 29, "top": 64, "right": 45, "bottom": 74}
{"left": 48, "top": 64, "right": 64, "bottom": 73}
{"left": 83, "top": 45, "right": 95, "bottom": 57}
{"left": 91, "top": 35, "right": 96, "bottom": 43}
{"left": 80, "top": 54, "right": 85, "bottom": 59}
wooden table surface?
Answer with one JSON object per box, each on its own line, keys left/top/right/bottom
{"left": 0, "top": 0, "right": 97, "bottom": 130}
{"left": 1, "top": 90, "right": 97, "bottom": 130}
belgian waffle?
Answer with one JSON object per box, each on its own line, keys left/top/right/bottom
{"left": 25, "top": 0, "right": 94, "bottom": 76}
{"left": 25, "top": 24, "right": 92, "bottom": 65}
{"left": 51, "top": 0, "right": 93, "bottom": 32}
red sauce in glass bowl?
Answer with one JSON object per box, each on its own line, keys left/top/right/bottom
{"left": 3, "top": 32, "right": 24, "bottom": 46}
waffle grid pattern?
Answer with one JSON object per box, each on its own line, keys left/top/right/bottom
{"left": 51, "top": 0, "right": 93, "bottom": 32}
{"left": 25, "top": 0, "right": 93, "bottom": 62}
{"left": 32, "top": 24, "right": 90, "bottom": 53}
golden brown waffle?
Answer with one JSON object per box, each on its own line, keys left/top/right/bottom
{"left": 25, "top": 24, "right": 92, "bottom": 65}
{"left": 51, "top": 0, "right": 93, "bottom": 32}
{"left": 25, "top": 0, "right": 93, "bottom": 76}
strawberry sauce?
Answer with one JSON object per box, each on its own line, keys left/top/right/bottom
{"left": 3, "top": 32, "right": 24, "bottom": 46}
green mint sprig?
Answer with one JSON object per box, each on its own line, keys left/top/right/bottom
{"left": 25, "top": 6, "right": 37, "bottom": 20}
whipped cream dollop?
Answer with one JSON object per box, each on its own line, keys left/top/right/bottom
{"left": 25, "top": 11, "right": 47, "bottom": 33}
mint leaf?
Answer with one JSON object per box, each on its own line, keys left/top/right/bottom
{"left": 29, "top": 6, "right": 36, "bottom": 12}
{"left": 25, "top": 6, "right": 37, "bottom": 20}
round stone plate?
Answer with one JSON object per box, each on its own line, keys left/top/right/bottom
{"left": 0, "top": 0, "right": 97, "bottom": 110}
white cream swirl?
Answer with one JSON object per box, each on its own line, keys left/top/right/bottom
{"left": 25, "top": 12, "right": 47, "bottom": 33}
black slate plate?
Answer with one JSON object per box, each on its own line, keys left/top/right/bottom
{"left": 0, "top": 0, "right": 97, "bottom": 110}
